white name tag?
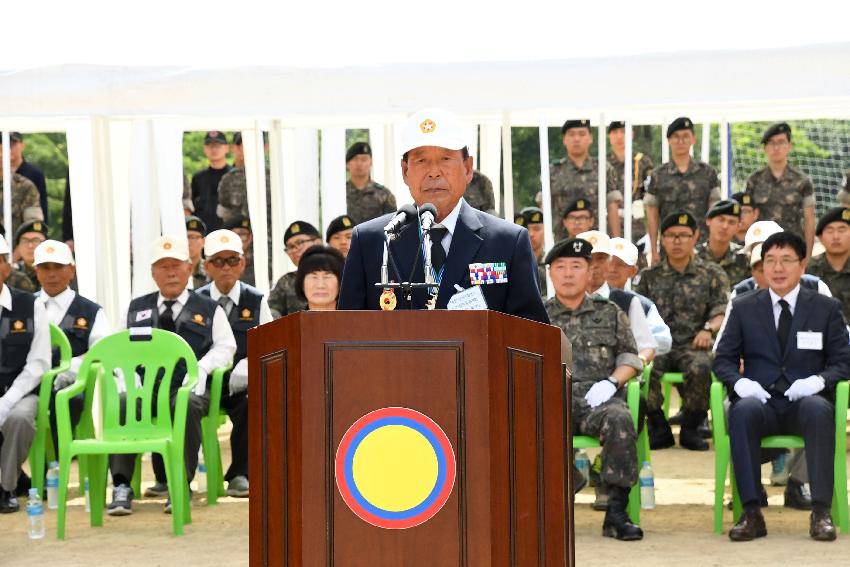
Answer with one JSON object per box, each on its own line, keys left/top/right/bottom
{"left": 447, "top": 285, "right": 488, "bottom": 311}
{"left": 797, "top": 331, "right": 823, "bottom": 350}
{"left": 135, "top": 309, "right": 152, "bottom": 322}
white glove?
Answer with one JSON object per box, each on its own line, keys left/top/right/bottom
{"left": 0, "top": 397, "right": 13, "bottom": 428}
{"left": 733, "top": 378, "right": 771, "bottom": 404}
{"left": 53, "top": 370, "right": 76, "bottom": 391}
{"left": 585, "top": 379, "right": 617, "bottom": 409}
{"left": 784, "top": 375, "right": 825, "bottom": 402}
{"left": 229, "top": 368, "right": 248, "bottom": 396}
{"left": 183, "top": 368, "right": 208, "bottom": 396}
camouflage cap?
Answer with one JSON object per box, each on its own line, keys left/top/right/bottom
{"left": 346, "top": 141, "right": 372, "bottom": 162}
{"left": 705, "top": 199, "right": 741, "bottom": 219}
{"left": 666, "top": 117, "right": 694, "bottom": 138}
{"left": 284, "top": 220, "right": 320, "bottom": 244}
{"left": 731, "top": 191, "right": 755, "bottom": 208}
{"left": 14, "top": 220, "right": 48, "bottom": 245}
{"left": 761, "top": 122, "right": 791, "bottom": 145}
{"left": 544, "top": 237, "right": 593, "bottom": 264}
{"left": 816, "top": 206, "right": 850, "bottom": 236}
{"left": 325, "top": 214, "right": 355, "bottom": 241}
{"left": 185, "top": 215, "right": 207, "bottom": 236}
{"left": 204, "top": 130, "right": 228, "bottom": 144}
{"left": 223, "top": 216, "right": 251, "bottom": 232}
{"left": 561, "top": 119, "right": 591, "bottom": 134}
{"left": 607, "top": 121, "right": 626, "bottom": 133}
{"left": 563, "top": 198, "right": 592, "bottom": 218}
{"left": 660, "top": 210, "right": 697, "bottom": 233}
{"left": 0, "top": 132, "right": 22, "bottom": 144}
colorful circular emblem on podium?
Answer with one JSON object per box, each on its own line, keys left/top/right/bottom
{"left": 335, "top": 407, "right": 456, "bottom": 529}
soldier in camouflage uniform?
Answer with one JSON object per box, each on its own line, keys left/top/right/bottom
{"left": 514, "top": 207, "right": 547, "bottom": 295}
{"left": 696, "top": 200, "right": 751, "bottom": 287}
{"left": 544, "top": 236, "right": 643, "bottom": 541}
{"left": 224, "top": 216, "right": 255, "bottom": 286}
{"left": 731, "top": 191, "right": 759, "bottom": 246}
{"left": 606, "top": 121, "right": 654, "bottom": 242}
{"left": 635, "top": 211, "right": 729, "bottom": 451}
{"left": 644, "top": 117, "right": 721, "bottom": 264}
{"left": 185, "top": 216, "right": 209, "bottom": 289}
{"left": 0, "top": 171, "right": 43, "bottom": 237}
{"left": 346, "top": 142, "right": 396, "bottom": 224}
{"left": 12, "top": 220, "right": 47, "bottom": 291}
{"left": 744, "top": 122, "right": 816, "bottom": 255}
{"left": 807, "top": 207, "right": 850, "bottom": 322}
{"left": 548, "top": 120, "right": 620, "bottom": 241}
{"left": 837, "top": 169, "right": 850, "bottom": 208}
{"left": 464, "top": 170, "right": 496, "bottom": 215}
{"left": 268, "top": 221, "right": 321, "bottom": 318}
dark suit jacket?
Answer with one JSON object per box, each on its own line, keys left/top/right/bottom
{"left": 713, "top": 286, "right": 850, "bottom": 399}
{"left": 338, "top": 200, "right": 550, "bottom": 324}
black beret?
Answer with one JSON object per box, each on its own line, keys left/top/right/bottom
{"left": 232, "top": 132, "right": 242, "bottom": 146}
{"left": 0, "top": 132, "right": 22, "bottom": 144}
{"left": 761, "top": 122, "right": 791, "bottom": 145}
{"left": 284, "top": 220, "right": 320, "bottom": 244}
{"left": 346, "top": 142, "right": 372, "bottom": 162}
{"left": 666, "top": 117, "right": 694, "bottom": 138}
{"left": 519, "top": 206, "right": 544, "bottom": 225}
{"left": 185, "top": 215, "right": 207, "bottom": 236}
{"left": 660, "top": 210, "right": 697, "bottom": 233}
{"left": 731, "top": 191, "right": 755, "bottom": 208}
{"left": 544, "top": 237, "right": 593, "bottom": 264}
{"left": 561, "top": 119, "right": 591, "bottom": 134}
{"left": 223, "top": 216, "right": 251, "bottom": 231}
{"left": 325, "top": 214, "right": 355, "bottom": 241}
{"left": 14, "top": 220, "right": 48, "bottom": 245}
{"left": 816, "top": 207, "right": 850, "bottom": 236}
{"left": 607, "top": 121, "right": 625, "bottom": 133}
{"left": 204, "top": 130, "right": 228, "bottom": 144}
{"left": 513, "top": 213, "right": 527, "bottom": 227}
{"left": 563, "top": 198, "right": 592, "bottom": 218}
{"left": 706, "top": 199, "right": 741, "bottom": 219}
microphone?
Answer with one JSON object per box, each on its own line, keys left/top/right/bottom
{"left": 418, "top": 203, "right": 438, "bottom": 232}
{"left": 418, "top": 203, "right": 439, "bottom": 286}
{"left": 383, "top": 204, "right": 418, "bottom": 234}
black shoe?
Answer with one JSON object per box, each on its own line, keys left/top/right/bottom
{"left": 602, "top": 487, "right": 643, "bottom": 541}
{"left": 679, "top": 411, "right": 710, "bottom": 451}
{"left": 15, "top": 472, "right": 31, "bottom": 497}
{"left": 697, "top": 417, "right": 712, "bottom": 439}
{"left": 648, "top": 410, "right": 675, "bottom": 450}
{"left": 728, "top": 508, "right": 767, "bottom": 541}
{"left": 593, "top": 483, "right": 609, "bottom": 511}
{"left": 573, "top": 466, "right": 587, "bottom": 494}
{"left": 784, "top": 479, "right": 813, "bottom": 510}
{"left": 668, "top": 409, "right": 685, "bottom": 426}
{"left": 0, "top": 490, "right": 20, "bottom": 514}
{"left": 726, "top": 486, "right": 769, "bottom": 510}
{"left": 810, "top": 510, "right": 837, "bottom": 541}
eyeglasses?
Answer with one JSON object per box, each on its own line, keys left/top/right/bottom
{"left": 208, "top": 256, "right": 241, "bottom": 268}
{"left": 763, "top": 257, "right": 800, "bottom": 268}
{"left": 285, "top": 238, "right": 318, "bottom": 253}
{"left": 21, "top": 237, "right": 46, "bottom": 247}
{"left": 565, "top": 214, "right": 592, "bottom": 223}
{"left": 662, "top": 232, "right": 693, "bottom": 243}
{"left": 765, "top": 140, "right": 789, "bottom": 149}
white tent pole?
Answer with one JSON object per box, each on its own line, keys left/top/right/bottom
{"left": 720, "top": 120, "right": 730, "bottom": 197}
{"left": 151, "top": 119, "right": 184, "bottom": 239}
{"left": 295, "top": 128, "right": 320, "bottom": 227}
{"left": 624, "top": 120, "right": 633, "bottom": 243}
{"left": 661, "top": 117, "right": 670, "bottom": 163}
{"left": 501, "top": 112, "right": 514, "bottom": 221}
{"left": 368, "top": 125, "right": 385, "bottom": 186}
{"left": 243, "top": 124, "right": 270, "bottom": 295}
{"left": 319, "top": 127, "right": 346, "bottom": 227}
{"left": 128, "top": 120, "right": 159, "bottom": 296}
{"left": 538, "top": 115, "right": 554, "bottom": 298}
{"left": 280, "top": 127, "right": 299, "bottom": 274}
{"left": 701, "top": 123, "right": 711, "bottom": 163}
{"left": 107, "top": 119, "right": 133, "bottom": 324}
{"left": 2, "top": 131, "right": 10, "bottom": 237}
{"left": 597, "top": 113, "right": 606, "bottom": 234}
{"left": 479, "top": 124, "right": 502, "bottom": 215}
{"left": 268, "top": 121, "right": 286, "bottom": 281}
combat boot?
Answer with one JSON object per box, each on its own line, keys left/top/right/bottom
{"left": 602, "top": 486, "right": 643, "bottom": 541}
{"left": 680, "top": 411, "right": 710, "bottom": 451}
{"left": 647, "top": 410, "right": 674, "bottom": 450}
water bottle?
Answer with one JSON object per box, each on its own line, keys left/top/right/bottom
{"left": 27, "top": 488, "right": 45, "bottom": 539}
{"left": 574, "top": 449, "right": 590, "bottom": 489}
{"left": 639, "top": 461, "right": 655, "bottom": 509}
{"left": 196, "top": 455, "right": 207, "bottom": 494}
{"left": 46, "top": 461, "right": 60, "bottom": 510}
{"left": 84, "top": 477, "right": 91, "bottom": 512}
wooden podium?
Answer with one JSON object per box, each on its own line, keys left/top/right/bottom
{"left": 248, "top": 310, "right": 573, "bottom": 566}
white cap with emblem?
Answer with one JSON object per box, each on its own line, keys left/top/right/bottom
{"left": 204, "top": 229, "right": 243, "bottom": 257}
{"left": 398, "top": 108, "right": 471, "bottom": 156}
{"left": 34, "top": 239, "right": 75, "bottom": 266}
{"left": 150, "top": 235, "right": 190, "bottom": 264}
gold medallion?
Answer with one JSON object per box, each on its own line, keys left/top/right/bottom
{"left": 380, "top": 289, "right": 397, "bottom": 311}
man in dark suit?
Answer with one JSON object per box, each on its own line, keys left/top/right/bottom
{"left": 338, "top": 108, "right": 548, "bottom": 325}
{"left": 714, "top": 231, "right": 850, "bottom": 542}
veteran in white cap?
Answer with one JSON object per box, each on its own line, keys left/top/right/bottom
{"left": 339, "top": 108, "right": 549, "bottom": 324}
{"left": 107, "top": 235, "right": 236, "bottom": 516}
{"left": 0, "top": 233, "right": 50, "bottom": 513}
{"left": 194, "top": 229, "right": 272, "bottom": 498}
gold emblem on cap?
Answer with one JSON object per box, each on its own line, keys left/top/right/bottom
{"left": 678, "top": 214, "right": 688, "bottom": 225}
{"left": 46, "top": 246, "right": 55, "bottom": 254}
{"left": 733, "top": 204, "right": 740, "bottom": 214}
{"left": 531, "top": 213, "right": 542, "bottom": 222}
{"left": 577, "top": 200, "right": 585, "bottom": 209}
{"left": 342, "top": 217, "right": 352, "bottom": 227}
{"left": 743, "top": 195, "right": 751, "bottom": 204}
{"left": 843, "top": 210, "right": 850, "bottom": 221}
{"left": 615, "top": 243, "right": 624, "bottom": 250}
{"left": 291, "top": 223, "right": 300, "bottom": 234}
{"left": 753, "top": 228, "right": 762, "bottom": 236}
{"left": 685, "top": 120, "right": 690, "bottom": 127}
{"left": 221, "top": 235, "right": 230, "bottom": 243}
{"left": 420, "top": 119, "right": 436, "bottom": 133}
{"left": 241, "top": 219, "right": 249, "bottom": 228}
{"left": 34, "top": 222, "right": 42, "bottom": 231}
{"left": 589, "top": 236, "right": 598, "bottom": 245}
{"left": 163, "top": 242, "right": 172, "bottom": 250}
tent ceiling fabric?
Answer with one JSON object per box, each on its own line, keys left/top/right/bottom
{"left": 1, "top": 43, "right": 849, "bottom": 125}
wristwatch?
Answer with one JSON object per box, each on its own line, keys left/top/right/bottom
{"left": 702, "top": 321, "right": 713, "bottom": 334}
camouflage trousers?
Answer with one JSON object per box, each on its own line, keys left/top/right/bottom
{"left": 574, "top": 398, "right": 638, "bottom": 489}
{"left": 649, "top": 346, "right": 713, "bottom": 413}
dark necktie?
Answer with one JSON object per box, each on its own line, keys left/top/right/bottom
{"left": 430, "top": 224, "right": 448, "bottom": 274}
{"left": 218, "top": 295, "right": 233, "bottom": 317}
{"left": 160, "top": 300, "right": 176, "bottom": 332}
{"left": 777, "top": 299, "right": 792, "bottom": 354}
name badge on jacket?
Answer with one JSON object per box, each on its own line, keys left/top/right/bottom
{"left": 797, "top": 331, "right": 823, "bottom": 350}
{"left": 469, "top": 262, "right": 507, "bottom": 285}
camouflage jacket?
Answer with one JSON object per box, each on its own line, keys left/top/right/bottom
{"left": 644, "top": 158, "right": 721, "bottom": 232}
{"left": 695, "top": 241, "right": 750, "bottom": 288}
{"left": 241, "top": 249, "right": 256, "bottom": 287}
{"left": 6, "top": 265, "right": 37, "bottom": 292}
{"left": 549, "top": 156, "right": 619, "bottom": 240}
{"left": 744, "top": 165, "right": 814, "bottom": 238}
{"left": 192, "top": 261, "right": 208, "bottom": 290}
{"left": 0, "top": 173, "right": 43, "bottom": 236}
{"left": 838, "top": 169, "right": 850, "bottom": 207}
{"left": 216, "top": 166, "right": 248, "bottom": 224}
{"left": 634, "top": 256, "right": 729, "bottom": 347}
{"left": 268, "top": 271, "right": 306, "bottom": 318}
{"left": 806, "top": 254, "right": 850, "bottom": 322}
{"left": 346, "top": 180, "right": 396, "bottom": 224}
{"left": 545, "top": 295, "right": 641, "bottom": 411}
{"left": 607, "top": 152, "right": 655, "bottom": 241}
{"left": 464, "top": 171, "right": 496, "bottom": 214}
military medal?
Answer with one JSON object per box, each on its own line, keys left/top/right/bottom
{"left": 380, "top": 289, "right": 397, "bottom": 311}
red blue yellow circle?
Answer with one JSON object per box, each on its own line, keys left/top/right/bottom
{"left": 335, "top": 407, "right": 456, "bottom": 529}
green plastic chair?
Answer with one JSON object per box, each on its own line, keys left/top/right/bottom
{"left": 28, "top": 323, "right": 72, "bottom": 496}
{"left": 710, "top": 377, "right": 850, "bottom": 535}
{"left": 660, "top": 372, "right": 684, "bottom": 419}
{"left": 54, "top": 329, "right": 199, "bottom": 539}
{"left": 200, "top": 363, "right": 232, "bottom": 505}
{"left": 573, "top": 379, "right": 646, "bottom": 524}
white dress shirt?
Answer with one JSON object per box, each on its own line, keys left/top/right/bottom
{"left": 208, "top": 281, "right": 273, "bottom": 380}
{"left": 769, "top": 284, "right": 800, "bottom": 328}
{"left": 119, "top": 288, "right": 236, "bottom": 396}
{"left": 0, "top": 284, "right": 50, "bottom": 410}
{"left": 434, "top": 197, "right": 465, "bottom": 256}
{"left": 593, "top": 283, "right": 658, "bottom": 354}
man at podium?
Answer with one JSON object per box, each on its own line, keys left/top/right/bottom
{"left": 338, "top": 108, "right": 549, "bottom": 324}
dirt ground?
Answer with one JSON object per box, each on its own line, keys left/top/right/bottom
{"left": 4, "top": 403, "right": 850, "bottom": 566}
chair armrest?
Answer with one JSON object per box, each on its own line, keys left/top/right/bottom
{"left": 626, "top": 380, "right": 641, "bottom": 431}
{"left": 55, "top": 362, "right": 99, "bottom": 449}
{"left": 835, "top": 380, "right": 849, "bottom": 455}
{"left": 207, "top": 363, "right": 233, "bottom": 418}
{"left": 709, "top": 375, "right": 727, "bottom": 442}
